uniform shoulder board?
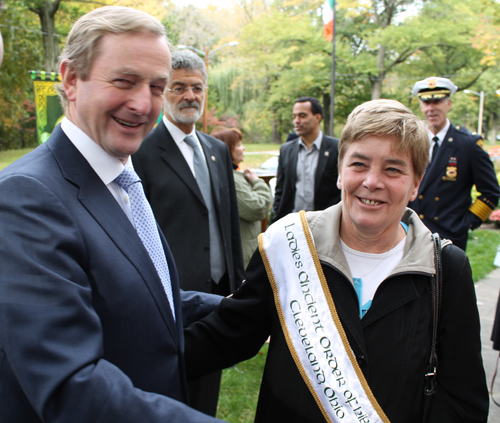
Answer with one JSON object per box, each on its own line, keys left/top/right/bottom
{"left": 476, "top": 138, "right": 485, "bottom": 150}
{"left": 455, "top": 125, "right": 473, "bottom": 136}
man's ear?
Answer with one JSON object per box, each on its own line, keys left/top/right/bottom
{"left": 315, "top": 113, "right": 322, "bottom": 126}
{"left": 60, "top": 59, "right": 78, "bottom": 102}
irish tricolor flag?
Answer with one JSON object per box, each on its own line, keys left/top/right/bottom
{"left": 323, "top": 0, "right": 334, "bottom": 42}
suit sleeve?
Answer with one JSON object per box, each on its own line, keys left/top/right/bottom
{"left": 0, "top": 174, "right": 223, "bottom": 423}
{"left": 181, "top": 290, "right": 223, "bottom": 328}
{"left": 467, "top": 138, "right": 500, "bottom": 229}
{"left": 428, "top": 246, "right": 489, "bottom": 422}
{"left": 223, "top": 145, "right": 245, "bottom": 285}
{"left": 271, "top": 145, "right": 286, "bottom": 223}
{"left": 184, "top": 251, "right": 272, "bottom": 379}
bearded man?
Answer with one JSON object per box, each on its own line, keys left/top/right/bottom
{"left": 132, "top": 49, "right": 244, "bottom": 417}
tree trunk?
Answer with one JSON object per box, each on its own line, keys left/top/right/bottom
{"left": 39, "top": 3, "right": 59, "bottom": 72}
{"left": 272, "top": 118, "right": 281, "bottom": 144}
{"left": 490, "top": 112, "right": 499, "bottom": 146}
{"left": 322, "top": 92, "right": 330, "bottom": 136}
{"left": 0, "top": 31, "right": 4, "bottom": 68}
{"left": 370, "top": 45, "right": 386, "bottom": 100}
{"left": 29, "top": 0, "right": 61, "bottom": 72}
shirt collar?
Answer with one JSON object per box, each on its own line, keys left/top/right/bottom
{"left": 163, "top": 115, "right": 198, "bottom": 148}
{"left": 299, "top": 130, "right": 323, "bottom": 150}
{"left": 426, "top": 119, "right": 450, "bottom": 144}
{"left": 61, "top": 117, "right": 129, "bottom": 185}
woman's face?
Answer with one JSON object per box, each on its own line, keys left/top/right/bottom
{"left": 338, "top": 136, "right": 421, "bottom": 237}
{"left": 232, "top": 141, "right": 245, "bottom": 165}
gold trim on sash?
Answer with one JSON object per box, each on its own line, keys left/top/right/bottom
{"left": 259, "top": 229, "right": 332, "bottom": 422}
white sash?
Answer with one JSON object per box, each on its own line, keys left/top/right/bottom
{"left": 259, "top": 211, "right": 390, "bottom": 423}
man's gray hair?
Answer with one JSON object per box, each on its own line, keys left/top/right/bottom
{"left": 171, "top": 50, "right": 207, "bottom": 84}
{"left": 57, "top": 6, "right": 170, "bottom": 110}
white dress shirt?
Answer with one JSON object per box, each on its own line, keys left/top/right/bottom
{"left": 163, "top": 116, "right": 205, "bottom": 177}
{"left": 61, "top": 117, "right": 133, "bottom": 223}
{"left": 427, "top": 119, "right": 450, "bottom": 164}
{"left": 293, "top": 131, "right": 323, "bottom": 212}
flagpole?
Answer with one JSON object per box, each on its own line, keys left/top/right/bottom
{"left": 329, "top": 0, "right": 336, "bottom": 137}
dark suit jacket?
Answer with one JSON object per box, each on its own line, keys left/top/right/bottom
{"left": 271, "top": 134, "right": 341, "bottom": 223}
{"left": 409, "top": 124, "right": 499, "bottom": 249}
{"left": 133, "top": 121, "right": 244, "bottom": 294}
{"left": 0, "top": 126, "right": 223, "bottom": 423}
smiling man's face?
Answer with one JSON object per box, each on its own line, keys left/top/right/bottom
{"left": 61, "top": 32, "right": 171, "bottom": 162}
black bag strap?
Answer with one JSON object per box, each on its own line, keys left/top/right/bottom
{"left": 424, "top": 233, "right": 443, "bottom": 396}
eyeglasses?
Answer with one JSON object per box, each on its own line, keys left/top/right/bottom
{"left": 166, "top": 86, "right": 207, "bottom": 95}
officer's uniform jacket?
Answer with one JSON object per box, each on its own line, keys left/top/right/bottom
{"left": 409, "top": 124, "right": 499, "bottom": 249}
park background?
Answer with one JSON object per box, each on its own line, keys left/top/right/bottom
{"left": 3, "top": 0, "right": 500, "bottom": 420}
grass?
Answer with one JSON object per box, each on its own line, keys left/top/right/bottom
{"left": 468, "top": 229, "right": 500, "bottom": 282}
{"left": 216, "top": 344, "right": 268, "bottom": 422}
{"left": 0, "top": 148, "right": 35, "bottom": 171}
{"left": 241, "top": 143, "right": 279, "bottom": 170}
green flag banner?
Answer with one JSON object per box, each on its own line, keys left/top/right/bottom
{"left": 30, "top": 71, "right": 65, "bottom": 144}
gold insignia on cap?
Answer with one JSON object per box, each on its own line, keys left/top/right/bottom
{"left": 417, "top": 89, "right": 451, "bottom": 100}
{"left": 427, "top": 78, "right": 437, "bottom": 89}
{"left": 211, "top": 155, "right": 216, "bottom": 161}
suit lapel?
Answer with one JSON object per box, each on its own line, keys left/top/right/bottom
{"left": 419, "top": 126, "right": 458, "bottom": 193}
{"left": 289, "top": 140, "right": 300, "bottom": 190}
{"left": 156, "top": 121, "right": 206, "bottom": 206}
{"left": 48, "top": 127, "right": 178, "bottom": 342}
{"left": 314, "top": 134, "right": 331, "bottom": 192}
{"left": 198, "top": 131, "right": 221, "bottom": 209}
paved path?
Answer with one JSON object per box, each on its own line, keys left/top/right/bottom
{"left": 476, "top": 267, "right": 500, "bottom": 421}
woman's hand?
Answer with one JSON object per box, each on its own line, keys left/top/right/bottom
{"left": 244, "top": 169, "right": 259, "bottom": 183}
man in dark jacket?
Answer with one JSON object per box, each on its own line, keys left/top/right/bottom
{"left": 271, "top": 97, "right": 341, "bottom": 223}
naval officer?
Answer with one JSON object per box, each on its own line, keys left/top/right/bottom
{"left": 409, "top": 76, "right": 500, "bottom": 250}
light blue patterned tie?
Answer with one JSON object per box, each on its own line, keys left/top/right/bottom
{"left": 116, "top": 167, "right": 175, "bottom": 320}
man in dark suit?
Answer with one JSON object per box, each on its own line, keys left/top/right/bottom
{"left": 133, "top": 50, "right": 244, "bottom": 416}
{"left": 271, "top": 96, "right": 341, "bottom": 223}
{"left": 409, "top": 76, "right": 500, "bottom": 250}
{"left": 0, "top": 7, "right": 223, "bottom": 423}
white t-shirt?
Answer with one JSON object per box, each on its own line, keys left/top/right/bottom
{"left": 341, "top": 235, "right": 406, "bottom": 318}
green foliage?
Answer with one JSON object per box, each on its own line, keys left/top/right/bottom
{"left": 2, "top": 0, "right": 500, "bottom": 150}
{"left": 0, "top": 1, "right": 43, "bottom": 149}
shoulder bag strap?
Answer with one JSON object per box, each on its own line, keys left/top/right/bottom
{"left": 424, "top": 233, "right": 443, "bottom": 396}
